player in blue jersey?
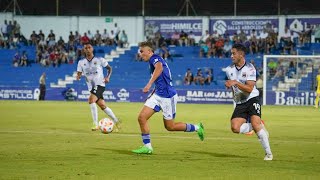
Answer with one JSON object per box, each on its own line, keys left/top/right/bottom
{"left": 132, "top": 41, "right": 205, "bottom": 154}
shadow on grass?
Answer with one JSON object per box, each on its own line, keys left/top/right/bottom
{"left": 186, "top": 150, "right": 248, "bottom": 158}
{"left": 92, "top": 147, "right": 133, "bottom": 155}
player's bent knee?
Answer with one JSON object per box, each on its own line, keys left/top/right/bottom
{"left": 231, "top": 127, "right": 240, "bottom": 133}
{"left": 164, "top": 124, "right": 175, "bottom": 131}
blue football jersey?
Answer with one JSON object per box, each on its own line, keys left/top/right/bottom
{"left": 149, "top": 54, "right": 177, "bottom": 98}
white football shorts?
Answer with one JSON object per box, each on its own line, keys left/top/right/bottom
{"left": 144, "top": 93, "right": 177, "bottom": 120}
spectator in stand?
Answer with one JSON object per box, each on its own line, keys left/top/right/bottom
{"left": 47, "top": 29, "right": 56, "bottom": 42}
{"left": 283, "top": 39, "right": 294, "bottom": 54}
{"left": 259, "top": 29, "right": 269, "bottom": 41}
{"left": 11, "top": 34, "right": 19, "bottom": 48}
{"left": 13, "top": 20, "right": 21, "bottom": 37}
{"left": 119, "top": 30, "right": 128, "bottom": 48}
{"left": 280, "top": 26, "right": 291, "bottom": 51}
{"left": 266, "top": 37, "right": 276, "bottom": 54}
{"left": 223, "top": 39, "right": 232, "bottom": 57}
{"left": 211, "top": 30, "right": 219, "bottom": 40}
{"left": 40, "top": 50, "right": 50, "bottom": 67}
{"left": 76, "top": 47, "right": 84, "bottom": 61}
{"left": 12, "top": 51, "right": 20, "bottom": 67}
{"left": 49, "top": 48, "right": 59, "bottom": 67}
{"left": 67, "top": 47, "right": 76, "bottom": 64}
{"left": 238, "top": 29, "right": 247, "bottom": 43}
{"left": 257, "top": 37, "right": 266, "bottom": 55}
{"left": 19, "top": 33, "right": 28, "bottom": 46}
{"left": 170, "top": 31, "right": 180, "bottom": 46}
{"left": 38, "top": 30, "right": 45, "bottom": 41}
{"left": 249, "top": 36, "right": 258, "bottom": 55}
{"left": 80, "top": 32, "right": 90, "bottom": 45}
{"left": 154, "top": 32, "right": 165, "bottom": 48}
{"left": 113, "top": 23, "right": 121, "bottom": 42}
{"left": 47, "top": 36, "right": 56, "bottom": 48}
{"left": 109, "top": 30, "right": 115, "bottom": 45}
{"left": 290, "top": 23, "right": 302, "bottom": 46}
{"left": 94, "top": 30, "right": 102, "bottom": 45}
{"left": 194, "top": 68, "right": 205, "bottom": 85}
{"left": 20, "top": 51, "right": 28, "bottom": 66}
{"left": 187, "top": 31, "right": 195, "bottom": 46}
{"left": 57, "top": 36, "right": 65, "bottom": 47}
{"left": 179, "top": 30, "right": 188, "bottom": 46}
{"left": 59, "top": 47, "right": 68, "bottom": 64}
{"left": 163, "top": 32, "right": 172, "bottom": 45}
{"left": 199, "top": 39, "right": 210, "bottom": 58}
{"left": 214, "top": 35, "right": 224, "bottom": 58}
{"left": 204, "top": 68, "right": 213, "bottom": 85}
{"left": 1, "top": 20, "right": 8, "bottom": 39}
{"left": 68, "top": 31, "right": 75, "bottom": 43}
{"left": 38, "top": 36, "right": 47, "bottom": 47}
{"left": 30, "top": 31, "right": 38, "bottom": 45}
{"left": 74, "top": 31, "right": 81, "bottom": 45}
{"left": 6, "top": 21, "right": 13, "bottom": 38}
{"left": 184, "top": 68, "right": 193, "bottom": 85}
{"left": 87, "top": 30, "right": 94, "bottom": 44}
{"left": 301, "top": 23, "right": 313, "bottom": 46}
{"left": 159, "top": 43, "right": 171, "bottom": 61}
{"left": 232, "top": 32, "right": 239, "bottom": 44}
{"left": 101, "top": 29, "right": 109, "bottom": 44}
{"left": 199, "top": 30, "right": 210, "bottom": 44}
{"left": 249, "top": 29, "right": 257, "bottom": 39}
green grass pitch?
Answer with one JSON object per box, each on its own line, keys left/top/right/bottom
{"left": 0, "top": 100, "right": 320, "bottom": 179}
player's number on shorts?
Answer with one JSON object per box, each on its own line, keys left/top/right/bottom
{"left": 93, "top": 86, "right": 97, "bottom": 93}
{"left": 253, "top": 103, "right": 261, "bottom": 114}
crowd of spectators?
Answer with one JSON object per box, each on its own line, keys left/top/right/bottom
{"left": 1, "top": 20, "right": 129, "bottom": 68}
{"left": 183, "top": 68, "right": 214, "bottom": 86}
{"left": 3, "top": 19, "right": 320, "bottom": 87}
{"left": 147, "top": 23, "right": 315, "bottom": 59}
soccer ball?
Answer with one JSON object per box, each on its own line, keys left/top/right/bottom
{"left": 99, "top": 118, "right": 114, "bottom": 134}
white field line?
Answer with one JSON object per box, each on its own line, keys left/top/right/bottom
{"left": 0, "top": 130, "right": 319, "bottom": 144}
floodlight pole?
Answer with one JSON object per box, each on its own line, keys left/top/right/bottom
{"left": 178, "top": 0, "right": 197, "bottom": 16}
{"left": 3, "top": 0, "right": 22, "bottom": 16}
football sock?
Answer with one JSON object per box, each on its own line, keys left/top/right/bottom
{"left": 315, "top": 96, "right": 319, "bottom": 107}
{"left": 239, "top": 123, "right": 253, "bottom": 134}
{"left": 185, "top": 124, "right": 198, "bottom": 132}
{"left": 90, "top": 103, "right": 98, "bottom": 126}
{"left": 257, "top": 129, "right": 272, "bottom": 155}
{"left": 103, "top": 107, "right": 119, "bottom": 123}
{"left": 142, "top": 133, "right": 152, "bottom": 149}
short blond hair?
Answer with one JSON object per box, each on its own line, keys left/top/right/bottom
{"left": 139, "top": 41, "right": 154, "bottom": 51}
